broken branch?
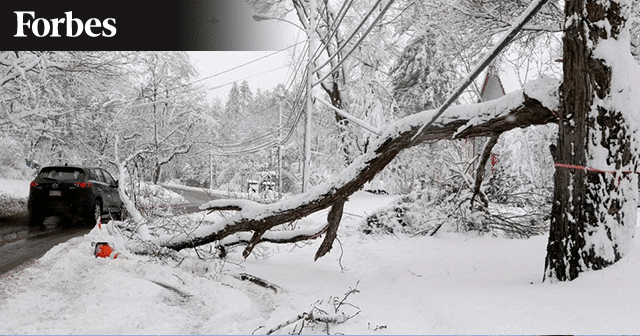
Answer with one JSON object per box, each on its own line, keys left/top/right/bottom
{"left": 470, "top": 134, "right": 500, "bottom": 208}
{"left": 157, "top": 79, "right": 559, "bottom": 257}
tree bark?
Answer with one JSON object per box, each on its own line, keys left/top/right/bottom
{"left": 470, "top": 134, "right": 500, "bottom": 208}
{"left": 544, "top": 0, "right": 638, "bottom": 281}
{"left": 314, "top": 197, "right": 346, "bottom": 260}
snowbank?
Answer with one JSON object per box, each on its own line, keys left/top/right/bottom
{"left": 1, "top": 192, "right": 640, "bottom": 334}
{"left": 0, "top": 179, "right": 30, "bottom": 217}
{"left": 0, "top": 179, "right": 30, "bottom": 199}
{"left": 162, "top": 182, "right": 282, "bottom": 204}
{"left": 133, "top": 182, "right": 189, "bottom": 208}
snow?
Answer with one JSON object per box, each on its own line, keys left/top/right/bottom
{"left": 134, "top": 182, "right": 189, "bottom": 208}
{"left": 0, "top": 179, "right": 30, "bottom": 199}
{"left": 0, "top": 179, "right": 31, "bottom": 216}
{"left": 592, "top": 26, "right": 640, "bottom": 164}
{"left": 523, "top": 75, "right": 561, "bottom": 111}
{"left": 162, "top": 182, "right": 279, "bottom": 204}
{"left": 580, "top": 14, "right": 640, "bottom": 264}
{"left": 2, "top": 186, "right": 640, "bottom": 334}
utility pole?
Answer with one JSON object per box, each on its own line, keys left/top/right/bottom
{"left": 209, "top": 152, "right": 213, "bottom": 189}
{"left": 278, "top": 100, "right": 283, "bottom": 196}
{"left": 302, "top": 0, "right": 316, "bottom": 193}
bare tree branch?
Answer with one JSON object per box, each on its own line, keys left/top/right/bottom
{"left": 315, "top": 197, "right": 346, "bottom": 260}
{"left": 470, "top": 134, "right": 500, "bottom": 208}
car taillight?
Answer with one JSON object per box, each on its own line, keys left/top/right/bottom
{"left": 30, "top": 181, "right": 37, "bottom": 187}
{"left": 74, "top": 182, "right": 93, "bottom": 188}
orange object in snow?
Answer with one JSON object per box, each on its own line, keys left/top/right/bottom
{"left": 94, "top": 242, "right": 119, "bottom": 259}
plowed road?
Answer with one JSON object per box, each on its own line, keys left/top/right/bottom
{"left": 0, "top": 186, "right": 216, "bottom": 275}
{"left": 0, "top": 214, "right": 93, "bottom": 274}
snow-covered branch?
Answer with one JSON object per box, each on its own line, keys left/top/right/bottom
{"left": 157, "top": 77, "right": 559, "bottom": 257}
{"left": 0, "top": 53, "right": 42, "bottom": 87}
{"left": 314, "top": 95, "right": 382, "bottom": 135}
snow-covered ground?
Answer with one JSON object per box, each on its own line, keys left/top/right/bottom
{"left": 0, "top": 179, "right": 30, "bottom": 199}
{"left": 0, "top": 179, "right": 31, "bottom": 217}
{"left": 1, "top": 184, "right": 640, "bottom": 334}
{"left": 133, "top": 182, "right": 189, "bottom": 209}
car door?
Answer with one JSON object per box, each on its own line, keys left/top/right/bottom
{"left": 90, "top": 168, "right": 112, "bottom": 211}
{"left": 99, "top": 168, "right": 121, "bottom": 211}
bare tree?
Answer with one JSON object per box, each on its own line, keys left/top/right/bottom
{"left": 125, "top": 52, "right": 205, "bottom": 184}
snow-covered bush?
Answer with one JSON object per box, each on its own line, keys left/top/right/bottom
{"left": 361, "top": 124, "right": 555, "bottom": 238}
{"left": 361, "top": 194, "right": 430, "bottom": 236}
{"left": 486, "top": 125, "right": 557, "bottom": 202}
{"left": 120, "top": 178, "right": 189, "bottom": 217}
{"left": 0, "top": 137, "right": 35, "bottom": 180}
{"left": 363, "top": 177, "right": 549, "bottom": 238}
{"left": 0, "top": 194, "right": 27, "bottom": 217}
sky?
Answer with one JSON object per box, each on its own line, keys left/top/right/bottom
{"left": 186, "top": 1, "right": 306, "bottom": 105}
{"left": 187, "top": 50, "right": 296, "bottom": 105}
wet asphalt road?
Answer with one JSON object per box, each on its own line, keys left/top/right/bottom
{"left": 0, "top": 186, "right": 215, "bottom": 275}
{"left": 0, "top": 213, "right": 93, "bottom": 275}
{"left": 161, "top": 185, "right": 219, "bottom": 207}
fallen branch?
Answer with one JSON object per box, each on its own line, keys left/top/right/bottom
{"left": 264, "top": 283, "right": 361, "bottom": 335}
{"left": 232, "top": 273, "right": 281, "bottom": 292}
{"left": 156, "top": 78, "right": 559, "bottom": 258}
{"left": 315, "top": 197, "right": 347, "bottom": 260}
{"left": 470, "top": 134, "right": 500, "bottom": 208}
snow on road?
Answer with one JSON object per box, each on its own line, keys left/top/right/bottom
{"left": 1, "top": 189, "right": 640, "bottom": 334}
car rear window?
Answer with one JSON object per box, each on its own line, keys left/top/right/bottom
{"left": 38, "top": 167, "right": 85, "bottom": 181}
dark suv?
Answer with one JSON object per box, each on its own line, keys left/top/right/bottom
{"left": 28, "top": 165, "right": 125, "bottom": 226}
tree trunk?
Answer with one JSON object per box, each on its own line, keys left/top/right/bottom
{"left": 327, "top": 81, "right": 354, "bottom": 165}
{"left": 544, "top": 0, "right": 638, "bottom": 281}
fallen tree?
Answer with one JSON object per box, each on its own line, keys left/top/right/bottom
{"left": 154, "top": 78, "right": 559, "bottom": 259}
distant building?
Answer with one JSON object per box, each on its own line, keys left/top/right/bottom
{"left": 480, "top": 63, "right": 506, "bottom": 102}
{"left": 463, "top": 63, "right": 506, "bottom": 167}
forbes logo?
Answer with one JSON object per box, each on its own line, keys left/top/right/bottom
{"left": 14, "top": 11, "right": 116, "bottom": 37}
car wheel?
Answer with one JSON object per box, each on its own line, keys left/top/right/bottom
{"left": 87, "top": 200, "right": 102, "bottom": 226}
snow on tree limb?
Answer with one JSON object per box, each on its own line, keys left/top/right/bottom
{"left": 314, "top": 95, "right": 382, "bottom": 135}
{"left": 157, "top": 77, "right": 559, "bottom": 256}
{"left": 219, "top": 223, "right": 328, "bottom": 248}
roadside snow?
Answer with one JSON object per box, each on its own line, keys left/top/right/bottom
{"left": 162, "top": 182, "right": 280, "bottom": 204}
{"left": 1, "top": 191, "right": 640, "bottom": 334}
{"left": 134, "top": 182, "right": 189, "bottom": 208}
{"left": 0, "top": 179, "right": 30, "bottom": 217}
{"left": 0, "top": 179, "right": 30, "bottom": 199}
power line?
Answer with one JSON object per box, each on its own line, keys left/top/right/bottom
{"left": 317, "top": 0, "right": 356, "bottom": 57}
{"left": 209, "top": 73, "right": 308, "bottom": 154}
{"left": 206, "top": 64, "right": 291, "bottom": 92}
{"left": 314, "top": 0, "right": 397, "bottom": 86}
{"left": 189, "top": 41, "right": 306, "bottom": 87}
{"left": 313, "top": 0, "right": 386, "bottom": 74}
{"left": 110, "top": 42, "right": 306, "bottom": 110}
